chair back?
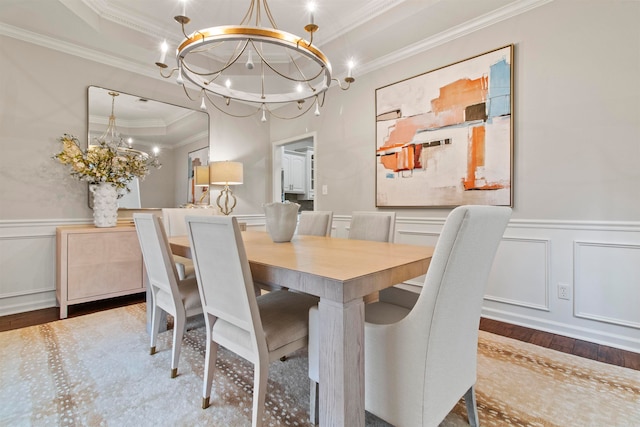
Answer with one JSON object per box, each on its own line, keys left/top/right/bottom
{"left": 348, "top": 211, "right": 396, "bottom": 242}
{"left": 410, "top": 205, "right": 511, "bottom": 422}
{"left": 133, "top": 213, "right": 182, "bottom": 302}
{"left": 161, "top": 208, "right": 216, "bottom": 236}
{"left": 297, "top": 211, "right": 333, "bottom": 236}
{"left": 186, "top": 216, "right": 264, "bottom": 354}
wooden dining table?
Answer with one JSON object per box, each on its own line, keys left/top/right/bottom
{"left": 169, "top": 230, "right": 434, "bottom": 427}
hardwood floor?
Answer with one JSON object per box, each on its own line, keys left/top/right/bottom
{"left": 1, "top": 297, "right": 637, "bottom": 371}
{"left": 0, "top": 293, "right": 145, "bottom": 332}
{"left": 480, "top": 317, "right": 640, "bottom": 371}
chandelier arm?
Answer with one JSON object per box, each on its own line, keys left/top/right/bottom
{"left": 265, "top": 101, "right": 316, "bottom": 120}
{"left": 285, "top": 46, "right": 316, "bottom": 91}
{"left": 181, "top": 84, "right": 199, "bottom": 102}
{"left": 159, "top": 67, "right": 179, "bottom": 79}
{"left": 189, "top": 41, "right": 225, "bottom": 54}
{"left": 261, "top": 0, "right": 279, "bottom": 29}
{"left": 249, "top": 40, "right": 325, "bottom": 84}
{"left": 318, "top": 91, "right": 327, "bottom": 108}
{"left": 240, "top": 0, "right": 256, "bottom": 26}
{"left": 203, "top": 91, "right": 264, "bottom": 118}
{"left": 181, "top": 40, "right": 249, "bottom": 79}
{"left": 332, "top": 78, "right": 354, "bottom": 91}
{"left": 180, "top": 22, "right": 190, "bottom": 39}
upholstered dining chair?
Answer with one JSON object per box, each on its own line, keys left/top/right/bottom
{"left": 133, "top": 213, "right": 203, "bottom": 379}
{"left": 161, "top": 208, "right": 217, "bottom": 279}
{"left": 185, "top": 215, "right": 319, "bottom": 427}
{"left": 348, "top": 211, "right": 396, "bottom": 242}
{"left": 308, "top": 205, "right": 512, "bottom": 426}
{"left": 297, "top": 211, "right": 333, "bottom": 236}
{"left": 348, "top": 211, "right": 396, "bottom": 304}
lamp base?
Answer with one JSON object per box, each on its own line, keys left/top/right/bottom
{"left": 216, "top": 186, "right": 237, "bottom": 215}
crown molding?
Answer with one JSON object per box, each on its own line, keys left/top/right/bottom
{"left": 356, "top": 0, "right": 553, "bottom": 77}
{"left": 0, "top": 22, "right": 158, "bottom": 80}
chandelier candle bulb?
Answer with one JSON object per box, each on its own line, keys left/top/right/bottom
{"left": 158, "top": 41, "right": 168, "bottom": 65}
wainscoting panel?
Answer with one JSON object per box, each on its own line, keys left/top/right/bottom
{"left": 485, "top": 237, "right": 550, "bottom": 311}
{"left": 574, "top": 241, "right": 640, "bottom": 329}
{"left": 0, "top": 220, "right": 75, "bottom": 316}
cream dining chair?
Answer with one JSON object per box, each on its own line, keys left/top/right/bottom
{"left": 348, "top": 211, "right": 396, "bottom": 242}
{"left": 185, "top": 215, "right": 319, "bottom": 427}
{"left": 297, "top": 211, "right": 333, "bottom": 236}
{"left": 133, "top": 213, "right": 203, "bottom": 379}
{"left": 161, "top": 208, "right": 217, "bottom": 279}
{"left": 308, "top": 205, "right": 512, "bottom": 426}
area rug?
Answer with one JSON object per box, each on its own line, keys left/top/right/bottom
{"left": 0, "top": 303, "right": 638, "bottom": 426}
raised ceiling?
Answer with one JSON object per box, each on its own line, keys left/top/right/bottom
{"left": 1, "top": 0, "right": 546, "bottom": 80}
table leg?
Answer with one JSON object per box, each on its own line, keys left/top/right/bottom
{"left": 318, "top": 298, "right": 365, "bottom": 427}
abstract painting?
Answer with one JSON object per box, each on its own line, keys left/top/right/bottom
{"left": 187, "top": 146, "right": 209, "bottom": 204}
{"left": 376, "top": 44, "right": 513, "bottom": 208}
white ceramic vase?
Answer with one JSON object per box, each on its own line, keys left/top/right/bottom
{"left": 263, "top": 201, "right": 300, "bottom": 242}
{"left": 90, "top": 183, "right": 119, "bottom": 228}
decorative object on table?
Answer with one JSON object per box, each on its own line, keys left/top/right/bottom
{"left": 263, "top": 201, "right": 300, "bottom": 243}
{"left": 194, "top": 165, "right": 210, "bottom": 205}
{"left": 187, "top": 146, "right": 209, "bottom": 205}
{"left": 375, "top": 44, "right": 513, "bottom": 208}
{"left": 153, "top": 0, "right": 355, "bottom": 121}
{"left": 209, "top": 161, "right": 243, "bottom": 215}
{"left": 53, "top": 91, "right": 160, "bottom": 227}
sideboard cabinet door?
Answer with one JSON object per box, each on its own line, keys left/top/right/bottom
{"left": 56, "top": 225, "right": 145, "bottom": 319}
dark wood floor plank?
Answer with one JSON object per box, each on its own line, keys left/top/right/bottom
{"left": 598, "top": 345, "right": 625, "bottom": 366}
{"left": 549, "top": 335, "right": 575, "bottom": 354}
{"left": 622, "top": 350, "right": 640, "bottom": 370}
{"left": 573, "top": 340, "right": 599, "bottom": 361}
{"left": 528, "top": 330, "right": 554, "bottom": 348}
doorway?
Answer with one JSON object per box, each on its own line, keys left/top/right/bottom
{"left": 271, "top": 132, "right": 316, "bottom": 211}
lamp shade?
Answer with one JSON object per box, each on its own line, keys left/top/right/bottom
{"left": 194, "top": 165, "right": 210, "bottom": 186}
{"left": 210, "top": 161, "right": 243, "bottom": 185}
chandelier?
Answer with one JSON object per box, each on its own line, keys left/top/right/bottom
{"left": 155, "top": 0, "right": 355, "bottom": 121}
{"left": 94, "top": 91, "right": 158, "bottom": 159}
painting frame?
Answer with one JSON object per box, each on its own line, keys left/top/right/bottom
{"left": 187, "top": 146, "right": 209, "bottom": 204}
{"left": 375, "top": 44, "right": 514, "bottom": 208}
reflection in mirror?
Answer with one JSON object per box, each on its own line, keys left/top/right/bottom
{"left": 88, "top": 86, "right": 209, "bottom": 209}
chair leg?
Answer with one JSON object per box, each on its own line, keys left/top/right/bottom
{"left": 202, "top": 317, "right": 218, "bottom": 409}
{"left": 170, "top": 310, "right": 186, "bottom": 378}
{"left": 252, "top": 358, "right": 269, "bottom": 427}
{"left": 150, "top": 303, "right": 162, "bottom": 355}
{"left": 309, "top": 380, "right": 319, "bottom": 425}
{"left": 464, "top": 385, "right": 479, "bottom": 427}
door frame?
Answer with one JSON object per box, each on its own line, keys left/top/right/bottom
{"left": 271, "top": 131, "right": 317, "bottom": 203}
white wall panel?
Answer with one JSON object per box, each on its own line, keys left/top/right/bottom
{"left": 485, "top": 237, "right": 550, "bottom": 311}
{"left": 574, "top": 241, "right": 640, "bottom": 329}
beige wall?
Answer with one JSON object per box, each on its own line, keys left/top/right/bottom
{"left": 270, "top": 0, "right": 640, "bottom": 222}
{"left": 0, "top": 37, "right": 270, "bottom": 221}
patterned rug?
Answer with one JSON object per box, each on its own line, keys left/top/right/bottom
{"left": 0, "top": 303, "right": 638, "bottom": 426}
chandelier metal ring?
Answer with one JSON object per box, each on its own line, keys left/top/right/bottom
{"left": 177, "top": 25, "right": 332, "bottom": 104}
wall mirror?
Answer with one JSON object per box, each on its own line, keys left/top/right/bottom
{"left": 88, "top": 85, "right": 209, "bottom": 209}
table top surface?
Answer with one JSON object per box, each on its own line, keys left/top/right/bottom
{"left": 169, "top": 231, "right": 434, "bottom": 283}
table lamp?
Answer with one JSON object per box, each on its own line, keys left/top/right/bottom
{"left": 210, "top": 161, "right": 243, "bottom": 215}
{"left": 194, "top": 165, "right": 210, "bottom": 205}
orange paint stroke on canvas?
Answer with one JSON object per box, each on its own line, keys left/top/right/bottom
{"left": 432, "top": 77, "right": 488, "bottom": 114}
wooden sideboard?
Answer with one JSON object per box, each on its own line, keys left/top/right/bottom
{"left": 56, "top": 224, "right": 146, "bottom": 319}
